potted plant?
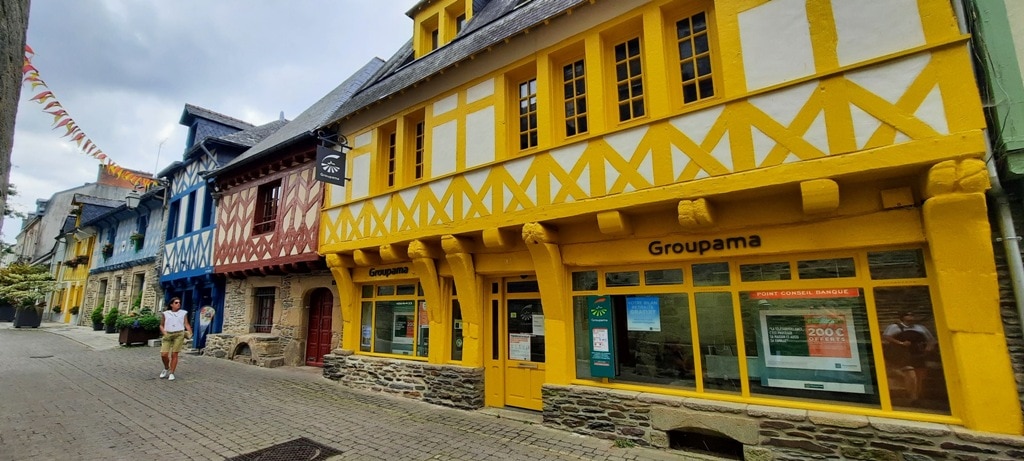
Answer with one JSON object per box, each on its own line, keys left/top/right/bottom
{"left": 104, "top": 307, "right": 119, "bottom": 334}
{"left": 101, "top": 243, "right": 114, "bottom": 259}
{"left": 129, "top": 232, "right": 145, "bottom": 251}
{"left": 13, "top": 300, "right": 43, "bottom": 328}
{"left": 51, "top": 305, "right": 62, "bottom": 322}
{"left": 117, "top": 308, "right": 161, "bottom": 346}
{"left": 90, "top": 302, "right": 105, "bottom": 330}
{"left": 69, "top": 305, "right": 80, "bottom": 325}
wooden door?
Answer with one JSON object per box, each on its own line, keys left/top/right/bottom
{"left": 306, "top": 288, "right": 334, "bottom": 366}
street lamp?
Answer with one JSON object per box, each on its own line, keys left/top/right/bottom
{"left": 125, "top": 190, "right": 141, "bottom": 209}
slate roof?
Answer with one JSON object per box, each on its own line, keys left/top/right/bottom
{"left": 71, "top": 194, "right": 123, "bottom": 229}
{"left": 210, "top": 58, "right": 387, "bottom": 178}
{"left": 326, "top": 0, "right": 586, "bottom": 124}
{"left": 180, "top": 104, "right": 255, "bottom": 130}
{"left": 218, "top": 119, "right": 291, "bottom": 148}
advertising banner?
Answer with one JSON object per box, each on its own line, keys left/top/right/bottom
{"left": 587, "top": 295, "right": 616, "bottom": 378}
{"left": 626, "top": 296, "right": 661, "bottom": 332}
{"left": 759, "top": 309, "right": 861, "bottom": 372}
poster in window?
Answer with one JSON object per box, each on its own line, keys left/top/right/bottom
{"left": 626, "top": 296, "right": 661, "bottom": 331}
{"left": 759, "top": 308, "right": 861, "bottom": 372}
{"left": 586, "top": 295, "right": 616, "bottom": 378}
{"left": 418, "top": 301, "right": 428, "bottom": 326}
{"left": 509, "top": 333, "right": 532, "bottom": 360}
{"left": 361, "top": 325, "right": 372, "bottom": 348}
{"left": 532, "top": 314, "right": 544, "bottom": 336}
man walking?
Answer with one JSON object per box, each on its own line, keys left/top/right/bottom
{"left": 159, "top": 297, "right": 192, "bottom": 381}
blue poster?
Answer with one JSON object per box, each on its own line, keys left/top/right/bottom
{"left": 626, "top": 296, "right": 661, "bottom": 332}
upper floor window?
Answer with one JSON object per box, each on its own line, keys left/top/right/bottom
{"left": 676, "top": 11, "right": 714, "bottom": 103}
{"left": 201, "top": 189, "right": 214, "bottom": 228}
{"left": 431, "top": 29, "right": 439, "bottom": 50}
{"left": 253, "top": 180, "right": 281, "bottom": 235}
{"left": 456, "top": 13, "right": 466, "bottom": 34}
{"left": 562, "top": 59, "right": 588, "bottom": 137}
{"left": 614, "top": 37, "right": 645, "bottom": 122}
{"left": 518, "top": 78, "right": 538, "bottom": 150}
{"left": 411, "top": 116, "right": 425, "bottom": 181}
{"left": 386, "top": 131, "right": 398, "bottom": 187}
{"left": 184, "top": 190, "right": 197, "bottom": 233}
{"left": 166, "top": 200, "right": 180, "bottom": 240}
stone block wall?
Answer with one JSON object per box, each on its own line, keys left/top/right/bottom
{"left": 204, "top": 333, "right": 288, "bottom": 368}
{"left": 991, "top": 200, "right": 1024, "bottom": 417}
{"left": 83, "top": 264, "right": 163, "bottom": 326}
{"left": 323, "top": 350, "right": 484, "bottom": 410}
{"left": 544, "top": 384, "right": 1024, "bottom": 460}
{"left": 221, "top": 271, "right": 337, "bottom": 367}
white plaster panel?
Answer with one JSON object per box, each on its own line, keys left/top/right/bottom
{"left": 671, "top": 144, "right": 688, "bottom": 179}
{"left": 354, "top": 131, "right": 372, "bottom": 148}
{"left": 833, "top": 0, "right": 925, "bottom": 66}
{"left": 739, "top": 0, "right": 815, "bottom": 91}
{"left": 752, "top": 126, "right": 775, "bottom": 167}
{"left": 849, "top": 104, "right": 881, "bottom": 150}
{"left": 463, "top": 167, "right": 489, "bottom": 192}
{"left": 805, "top": 112, "right": 829, "bottom": 154}
{"left": 710, "top": 135, "right": 733, "bottom": 172}
{"left": 432, "top": 121, "right": 458, "bottom": 177}
{"left": 433, "top": 93, "right": 459, "bottom": 116}
{"left": 605, "top": 158, "right": 619, "bottom": 192}
{"left": 845, "top": 53, "right": 930, "bottom": 105}
{"left": 916, "top": 86, "right": 948, "bottom": 135}
{"left": 638, "top": 150, "right": 654, "bottom": 185}
{"left": 669, "top": 105, "right": 724, "bottom": 145}
{"left": 467, "top": 78, "right": 495, "bottom": 103}
{"left": 551, "top": 142, "right": 588, "bottom": 173}
{"left": 400, "top": 188, "right": 419, "bottom": 228}
{"left": 327, "top": 184, "right": 344, "bottom": 206}
{"left": 350, "top": 154, "right": 371, "bottom": 200}
{"left": 465, "top": 106, "right": 496, "bottom": 168}
{"left": 749, "top": 80, "right": 817, "bottom": 128}
{"left": 604, "top": 125, "right": 647, "bottom": 159}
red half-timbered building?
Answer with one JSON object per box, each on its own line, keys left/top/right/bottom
{"left": 204, "top": 60, "right": 384, "bottom": 367}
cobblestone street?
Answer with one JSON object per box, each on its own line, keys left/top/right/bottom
{"left": 0, "top": 323, "right": 695, "bottom": 461}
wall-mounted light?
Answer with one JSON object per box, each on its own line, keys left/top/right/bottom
{"left": 125, "top": 190, "right": 141, "bottom": 209}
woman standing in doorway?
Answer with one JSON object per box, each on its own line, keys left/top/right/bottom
{"left": 159, "top": 297, "right": 193, "bottom": 381}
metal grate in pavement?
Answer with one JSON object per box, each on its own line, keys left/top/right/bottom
{"left": 227, "top": 437, "right": 342, "bottom": 461}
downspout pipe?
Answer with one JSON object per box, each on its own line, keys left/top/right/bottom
{"left": 952, "top": 0, "right": 1024, "bottom": 334}
{"left": 984, "top": 133, "right": 1024, "bottom": 336}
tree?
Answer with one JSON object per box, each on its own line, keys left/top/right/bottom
{"left": 0, "top": 0, "right": 30, "bottom": 238}
{"left": 0, "top": 262, "right": 55, "bottom": 308}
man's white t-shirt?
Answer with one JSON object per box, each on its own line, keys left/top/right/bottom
{"left": 163, "top": 310, "right": 189, "bottom": 332}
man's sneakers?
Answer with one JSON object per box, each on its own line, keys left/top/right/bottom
{"left": 159, "top": 369, "right": 169, "bottom": 379}
{"left": 168, "top": 374, "right": 175, "bottom": 381}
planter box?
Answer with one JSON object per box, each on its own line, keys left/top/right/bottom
{"left": 119, "top": 327, "right": 160, "bottom": 346}
{"left": 105, "top": 323, "right": 117, "bottom": 334}
{"left": 14, "top": 308, "right": 42, "bottom": 328}
{"left": 93, "top": 321, "right": 103, "bottom": 331}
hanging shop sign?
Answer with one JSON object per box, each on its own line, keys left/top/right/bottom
{"left": 315, "top": 145, "right": 348, "bottom": 187}
{"left": 587, "top": 295, "right": 616, "bottom": 378}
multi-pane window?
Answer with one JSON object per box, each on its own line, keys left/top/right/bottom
{"left": 518, "top": 78, "right": 538, "bottom": 150}
{"left": 413, "top": 120, "right": 425, "bottom": 180}
{"left": 676, "top": 11, "right": 714, "bottom": 103}
{"left": 254, "top": 287, "right": 275, "bottom": 333}
{"left": 253, "top": 180, "right": 281, "bottom": 235}
{"left": 359, "top": 283, "right": 429, "bottom": 358}
{"left": 562, "top": 59, "right": 588, "bottom": 137}
{"left": 166, "top": 200, "right": 180, "bottom": 240}
{"left": 614, "top": 37, "right": 645, "bottom": 122}
{"left": 386, "top": 131, "right": 397, "bottom": 187}
{"left": 456, "top": 14, "right": 466, "bottom": 34}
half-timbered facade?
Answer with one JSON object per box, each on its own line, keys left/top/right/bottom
{"left": 51, "top": 194, "right": 120, "bottom": 324}
{"left": 315, "top": 0, "right": 1022, "bottom": 456}
{"left": 158, "top": 104, "right": 286, "bottom": 349}
{"left": 81, "top": 186, "right": 166, "bottom": 329}
{"left": 203, "top": 61, "right": 382, "bottom": 367}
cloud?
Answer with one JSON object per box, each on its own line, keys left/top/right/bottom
{"left": 4, "top": 0, "right": 417, "bottom": 241}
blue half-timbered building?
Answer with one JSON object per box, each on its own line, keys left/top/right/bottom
{"left": 159, "top": 104, "right": 286, "bottom": 348}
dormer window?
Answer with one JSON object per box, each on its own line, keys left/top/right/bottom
{"left": 411, "top": 0, "right": 472, "bottom": 58}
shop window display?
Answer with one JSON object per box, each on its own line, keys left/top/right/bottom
{"left": 358, "top": 283, "right": 428, "bottom": 358}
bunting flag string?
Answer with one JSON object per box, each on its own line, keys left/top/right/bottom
{"left": 21, "top": 45, "right": 158, "bottom": 188}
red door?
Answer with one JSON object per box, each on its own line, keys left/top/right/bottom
{"left": 306, "top": 288, "right": 334, "bottom": 366}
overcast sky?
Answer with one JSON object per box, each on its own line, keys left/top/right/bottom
{"left": 5, "top": 0, "right": 419, "bottom": 242}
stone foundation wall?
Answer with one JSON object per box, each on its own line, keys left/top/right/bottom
{"left": 84, "top": 265, "right": 163, "bottom": 326}
{"left": 544, "top": 384, "right": 1024, "bottom": 460}
{"left": 203, "top": 333, "right": 288, "bottom": 368}
{"left": 323, "top": 350, "right": 484, "bottom": 410}
{"left": 991, "top": 199, "right": 1024, "bottom": 416}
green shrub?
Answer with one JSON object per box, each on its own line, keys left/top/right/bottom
{"left": 90, "top": 303, "right": 104, "bottom": 323}
{"left": 104, "top": 307, "right": 119, "bottom": 326}
{"left": 70, "top": 306, "right": 79, "bottom": 315}
{"left": 51, "top": 305, "right": 61, "bottom": 313}
{"left": 116, "top": 308, "right": 159, "bottom": 330}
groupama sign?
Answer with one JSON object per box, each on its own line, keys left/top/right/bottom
{"left": 648, "top": 235, "right": 762, "bottom": 256}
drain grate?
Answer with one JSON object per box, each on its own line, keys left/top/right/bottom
{"left": 227, "top": 437, "right": 342, "bottom": 461}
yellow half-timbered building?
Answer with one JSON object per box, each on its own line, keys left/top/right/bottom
{"left": 318, "top": 0, "right": 1023, "bottom": 455}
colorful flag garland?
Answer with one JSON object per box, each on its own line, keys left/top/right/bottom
{"left": 21, "top": 45, "right": 158, "bottom": 188}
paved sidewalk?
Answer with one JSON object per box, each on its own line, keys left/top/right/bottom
{"left": 0, "top": 321, "right": 713, "bottom": 461}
